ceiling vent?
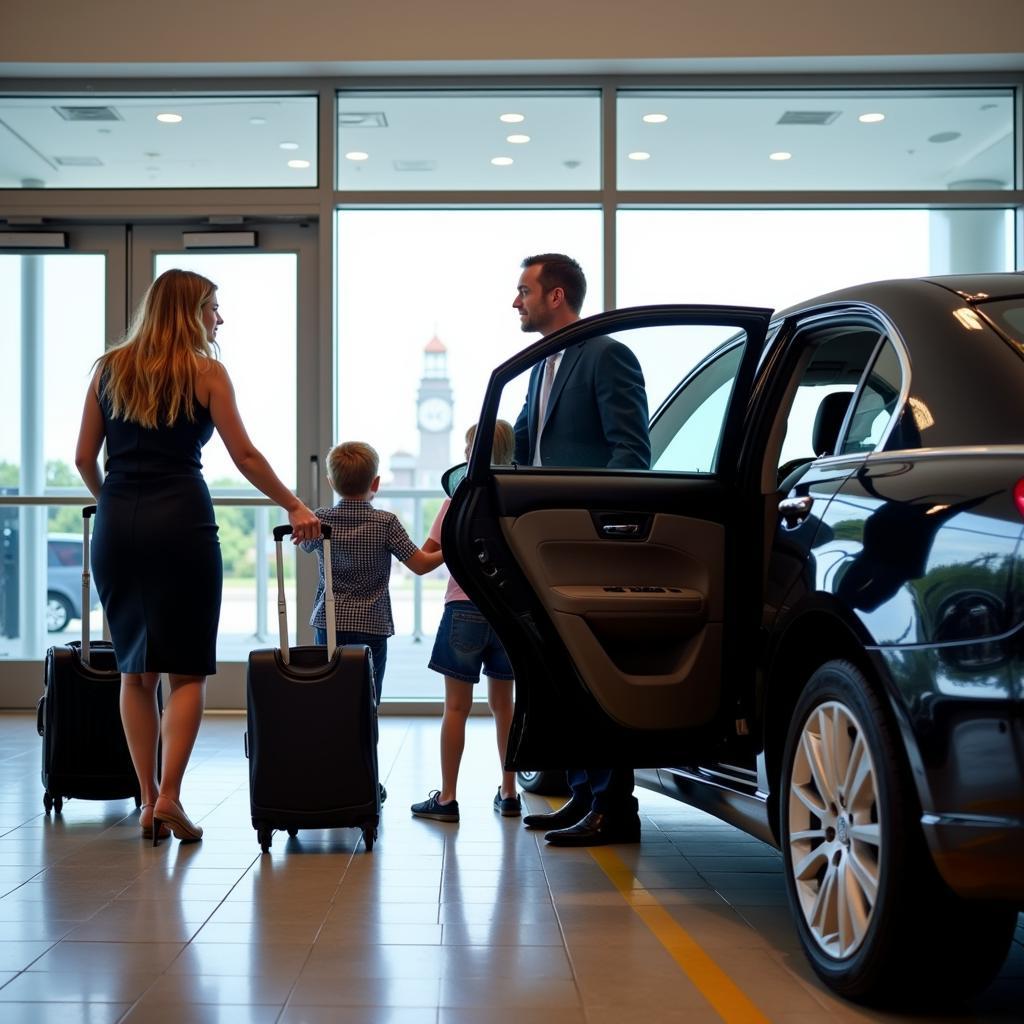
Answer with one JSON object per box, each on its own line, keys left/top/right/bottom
{"left": 777, "top": 110, "right": 840, "bottom": 126}
{"left": 54, "top": 156, "right": 104, "bottom": 166}
{"left": 53, "top": 106, "right": 123, "bottom": 122}
{"left": 393, "top": 160, "right": 436, "bottom": 172}
{"left": 339, "top": 111, "right": 388, "bottom": 128}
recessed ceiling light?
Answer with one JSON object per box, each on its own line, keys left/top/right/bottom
{"left": 279, "top": 141, "right": 299, "bottom": 150}
{"left": 345, "top": 151, "right": 369, "bottom": 161}
{"left": 627, "top": 151, "right": 651, "bottom": 161}
{"left": 287, "top": 159, "right": 311, "bottom": 169}
{"left": 642, "top": 113, "right": 668, "bottom": 124}
{"left": 249, "top": 117, "right": 267, "bottom": 126}
{"left": 769, "top": 151, "right": 792, "bottom": 161}
{"left": 500, "top": 113, "right": 525, "bottom": 123}
{"left": 858, "top": 112, "right": 885, "bottom": 123}
{"left": 506, "top": 134, "right": 530, "bottom": 144}
{"left": 491, "top": 157, "right": 514, "bottom": 166}
{"left": 928, "top": 131, "right": 961, "bottom": 144}
{"left": 156, "top": 113, "right": 182, "bottom": 124}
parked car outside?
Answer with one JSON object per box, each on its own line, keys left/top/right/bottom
{"left": 444, "top": 273, "right": 1024, "bottom": 1006}
{"left": 48, "top": 533, "right": 100, "bottom": 632}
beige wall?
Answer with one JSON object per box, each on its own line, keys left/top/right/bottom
{"left": 2, "top": 0, "right": 1023, "bottom": 69}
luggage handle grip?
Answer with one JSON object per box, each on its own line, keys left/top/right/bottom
{"left": 274, "top": 524, "right": 332, "bottom": 541}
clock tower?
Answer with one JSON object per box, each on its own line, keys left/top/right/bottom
{"left": 415, "top": 334, "right": 454, "bottom": 487}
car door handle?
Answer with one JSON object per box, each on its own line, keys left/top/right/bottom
{"left": 601, "top": 523, "right": 640, "bottom": 536}
{"left": 779, "top": 495, "right": 813, "bottom": 529}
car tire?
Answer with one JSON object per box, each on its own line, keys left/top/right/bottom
{"left": 516, "top": 770, "right": 570, "bottom": 795}
{"left": 780, "top": 659, "right": 1016, "bottom": 1005}
{"left": 46, "top": 592, "right": 73, "bottom": 633}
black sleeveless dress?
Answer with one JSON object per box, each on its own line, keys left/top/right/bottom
{"left": 91, "top": 385, "right": 222, "bottom": 676}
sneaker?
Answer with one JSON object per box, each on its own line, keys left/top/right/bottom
{"left": 411, "top": 790, "right": 459, "bottom": 822}
{"left": 493, "top": 789, "right": 522, "bottom": 817}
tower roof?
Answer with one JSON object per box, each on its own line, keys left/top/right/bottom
{"left": 424, "top": 334, "right": 446, "bottom": 354}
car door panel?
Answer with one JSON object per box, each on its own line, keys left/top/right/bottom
{"left": 444, "top": 304, "right": 772, "bottom": 769}
{"left": 500, "top": 508, "right": 723, "bottom": 730}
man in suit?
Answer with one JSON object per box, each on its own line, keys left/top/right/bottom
{"left": 511, "top": 253, "right": 650, "bottom": 847}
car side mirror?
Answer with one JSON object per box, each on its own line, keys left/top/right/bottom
{"left": 441, "top": 462, "right": 468, "bottom": 498}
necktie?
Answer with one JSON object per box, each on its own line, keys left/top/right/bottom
{"left": 534, "top": 355, "right": 557, "bottom": 463}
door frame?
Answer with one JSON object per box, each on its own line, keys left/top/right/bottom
{"left": 130, "top": 222, "right": 321, "bottom": 707}
{"left": 0, "top": 221, "right": 320, "bottom": 710}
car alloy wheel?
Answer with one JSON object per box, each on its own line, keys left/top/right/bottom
{"left": 779, "top": 659, "right": 1017, "bottom": 1004}
{"left": 46, "top": 593, "right": 73, "bottom": 633}
{"left": 787, "top": 698, "right": 880, "bottom": 960}
{"left": 516, "top": 770, "right": 570, "bottom": 795}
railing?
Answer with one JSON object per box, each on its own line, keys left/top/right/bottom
{"left": 0, "top": 484, "right": 446, "bottom": 657}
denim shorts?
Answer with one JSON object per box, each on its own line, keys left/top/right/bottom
{"left": 428, "top": 601, "right": 513, "bottom": 684}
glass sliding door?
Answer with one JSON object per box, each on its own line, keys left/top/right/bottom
{"left": 132, "top": 224, "right": 319, "bottom": 703}
{"left": 0, "top": 227, "right": 125, "bottom": 675}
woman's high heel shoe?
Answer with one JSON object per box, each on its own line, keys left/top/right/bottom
{"left": 139, "top": 803, "right": 170, "bottom": 841}
{"left": 152, "top": 797, "right": 203, "bottom": 846}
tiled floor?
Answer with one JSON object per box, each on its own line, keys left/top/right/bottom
{"left": 0, "top": 712, "right": 1020, "bottom": 1023}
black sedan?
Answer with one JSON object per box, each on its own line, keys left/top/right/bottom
{"left": 442, "top": 273, "right": 1024, "bottom": 1006}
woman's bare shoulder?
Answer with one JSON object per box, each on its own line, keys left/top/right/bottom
{"left": 196, "top": 357, "right": 230, "bottom": 402}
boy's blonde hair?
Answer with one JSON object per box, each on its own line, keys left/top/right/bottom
{"left": 327, "top": 441, "right": 379, "bottom": 497}
{"left": 466, "top": 419, "right": 515, "bottom": 465}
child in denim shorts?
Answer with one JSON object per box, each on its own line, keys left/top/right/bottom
{"left": 410, "top": 421, "right": 519, "bottom": 823}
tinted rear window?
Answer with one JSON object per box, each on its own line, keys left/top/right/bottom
{"left": 981, "top": 299, "right": 1024, "bottom": 351}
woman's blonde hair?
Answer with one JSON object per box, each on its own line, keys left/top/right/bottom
{"left": 95, "top": 268, "right": 218, "bottom": 428}
{"left": 466, "top": 419, "right": 515, "bottom": 465}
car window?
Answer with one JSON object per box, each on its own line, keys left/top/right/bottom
{"left": 774, "top": 325, "right": 883, "bottom": 486}
{"left": 497, "top": 322, "right": 747, "bottom": 473}
{"left": 650, "top": 343, "right": 743, "bottom": 473}
{"left": 841, "top": 339, "right": 905, "bottom": 454}
{"left": 48, "top": 540, "right": 81, "bottom": 567}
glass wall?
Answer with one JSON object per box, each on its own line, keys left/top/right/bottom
{"left": 0, "top": 95, "right": 318, "bottom": 188}
{"left": 0, "top": 78, "right": 1019, "bottom": 705}
{"left": 617, "top": 89, "right": 1015, "bottom": 191}
{"left": 616, "top": 208, "right": 1015, "bottom": 311}
{"left": 337, "top": 90, "right": 601, "bottom": 190}
{"left": 336, "top": 209, "right": 603, "bottom": 696}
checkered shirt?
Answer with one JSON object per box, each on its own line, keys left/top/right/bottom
{"left": 300, "top": 500, "right": 417, "bottom": 636}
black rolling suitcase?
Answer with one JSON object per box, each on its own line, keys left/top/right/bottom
{"left": 245, "top": 523, "right": 380, "bottom": 853}
{"left": 37, "top": 505, "right": 141, "bottom": 813}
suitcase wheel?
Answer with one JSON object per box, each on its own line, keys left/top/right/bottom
{"left": 287, "top": 828, "right": 298, "bottom": 838}
{"left": 257, "top": 825, "right": 273, "bottom": 853}
{"left": 362, "top": 826, "right": 376, "bottom": 852}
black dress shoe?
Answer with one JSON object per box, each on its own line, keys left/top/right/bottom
{"left": 544, "top": 811, "right": 641, "bottom": 847}
{"left": 522, "top": 798, "right": 587, "bottom": 831}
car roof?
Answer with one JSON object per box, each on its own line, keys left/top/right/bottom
{"left": 774, "top": 272, "right": 1024, "bottom": 320}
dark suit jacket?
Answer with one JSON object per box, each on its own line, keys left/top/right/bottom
{"left": 513, "top": 336, "right": 651, "bottom": 470}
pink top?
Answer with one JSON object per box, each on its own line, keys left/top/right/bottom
{"left": 429, "top": 498, "right": 469, "bottom": 604}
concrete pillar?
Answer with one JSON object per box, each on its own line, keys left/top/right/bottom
{"left": 929, "top": 180, "right": 1010, "bottom": 274}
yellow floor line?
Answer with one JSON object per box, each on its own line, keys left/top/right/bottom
{"left": 546, "top": 798, "right": 771, "bottom": 1024}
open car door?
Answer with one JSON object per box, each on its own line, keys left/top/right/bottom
{"left": 443, "top": 305, "right": 773, "bottom": 770}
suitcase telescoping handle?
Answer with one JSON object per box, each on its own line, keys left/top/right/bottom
{"left": 82, "top": 505, "right": 97, "bottom": 666}
{"left": 272, "top": 523, "right": 334, "bottom": 664}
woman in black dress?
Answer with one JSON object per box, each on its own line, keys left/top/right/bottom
{"left": 75, "top": 269, "right": 319, "bottom": 844}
